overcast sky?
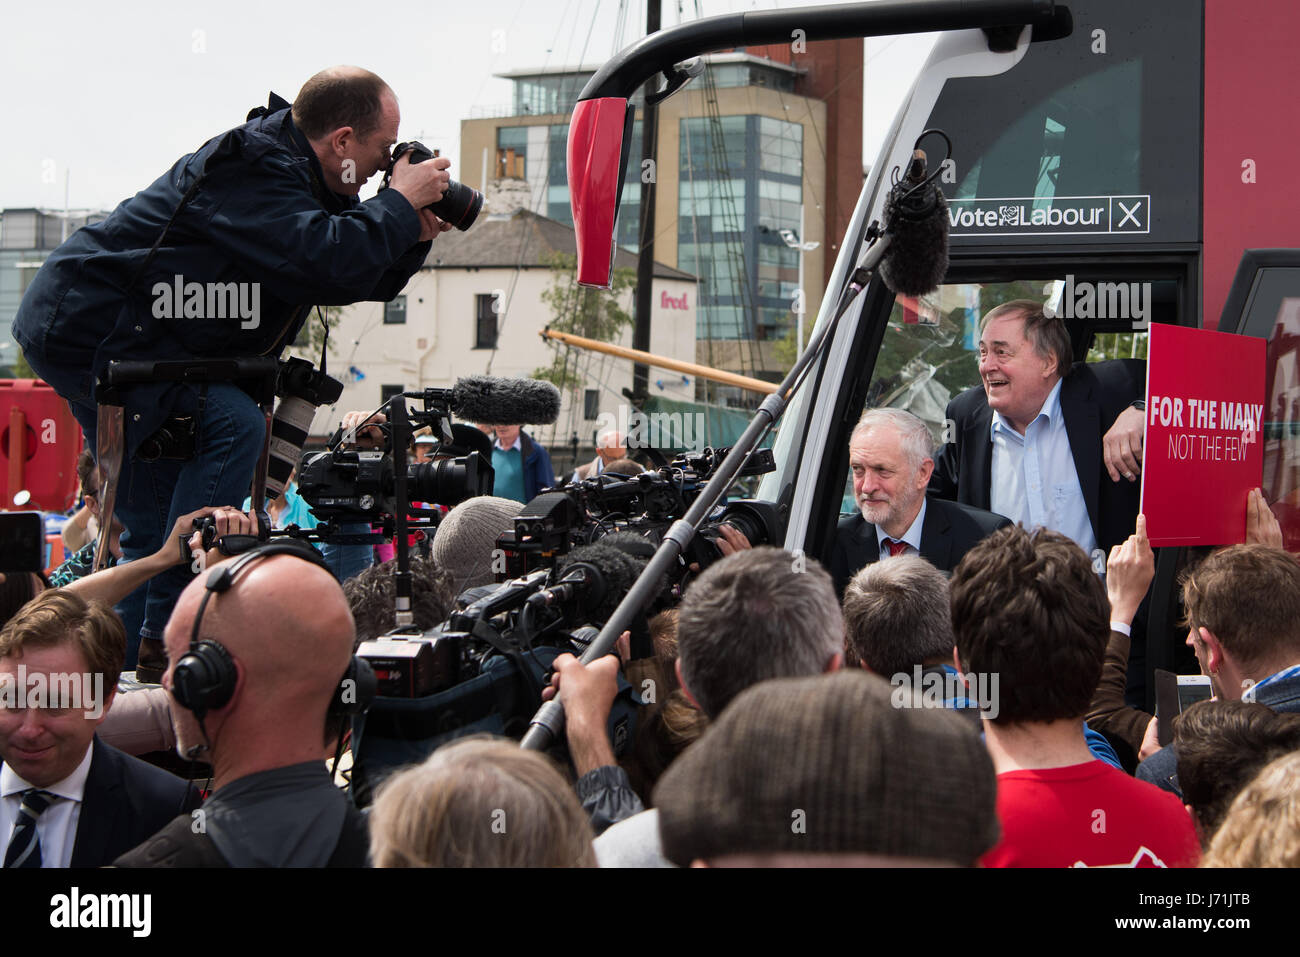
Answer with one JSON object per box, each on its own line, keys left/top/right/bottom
{"left": 0, "top": 0, "right": 936, "bottom": 212}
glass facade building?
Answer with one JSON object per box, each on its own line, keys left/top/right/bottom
{"left": 475, "top": 54, "right": 819, "bottom": 345}
{"left": 678, "top": 115, "right": 802, "bottom": 340}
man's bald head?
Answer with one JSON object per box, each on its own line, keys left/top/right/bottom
{"left": 164, "top": 555, "right": 356, "bottom": 765}
{"left": 596, "top": 430, "right": 627, "bottom": 465}
{"left": 292, "top": 66, "right": 393, "bottom": 141}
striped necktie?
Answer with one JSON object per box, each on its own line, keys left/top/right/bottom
{"left": 4, "top": 789, "right": 55, "bottom": 869}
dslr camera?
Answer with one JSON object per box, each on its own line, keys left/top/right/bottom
{"left": 382, "top": 142, "right": 483, "bottom": 231}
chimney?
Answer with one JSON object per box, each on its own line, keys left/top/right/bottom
{"left": 483, "top": 177, "right": 532, "bottom": 219}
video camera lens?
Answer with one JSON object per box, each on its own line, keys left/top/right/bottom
{"left": 695, "top": 501, "right": 779, "bottom": 567}
{"left": 407, "top": 454, "right": 493, "bottom": 508}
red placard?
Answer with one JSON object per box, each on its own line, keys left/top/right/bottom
{"left": 1141, "top": 324, "right": 1265, "bottom": 546}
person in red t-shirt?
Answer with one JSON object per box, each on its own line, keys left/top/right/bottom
{"left": 949, "top": 522, "right": 1200, "bottom": 868}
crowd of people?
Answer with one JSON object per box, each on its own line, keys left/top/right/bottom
{"left": 3, "top": 66, "right": 1297, "bottom": 871}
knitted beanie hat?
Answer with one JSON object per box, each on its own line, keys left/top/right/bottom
{"left": 653, "top": 670, "right": 999, "bottom": 866}
{"left": 431, "top": 496, "right": 521, "bottom": 593}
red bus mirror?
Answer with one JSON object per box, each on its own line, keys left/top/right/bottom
{"left": 568, "top": 97, "right": 636, "bottom": 288}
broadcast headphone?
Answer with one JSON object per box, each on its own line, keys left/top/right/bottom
{"left": 171, "top": 538, "right": 377, "bottom": 723}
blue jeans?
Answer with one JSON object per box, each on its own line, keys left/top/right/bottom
{"left": 321, "top": 522, "right": 376, "bottom": 583}
{"left": 57, "top": 376, "right": 264, "bottom": 665}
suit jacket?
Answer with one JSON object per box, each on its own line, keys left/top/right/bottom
{"left": 66, "top": 736, "right": 201, "bottom": 867}
{"left": 573, "top": 456, "right": 602, "bottom": 482}
{"left": 828, "top": 496, "right": 1011, "bottom": 597}
{"left": 930, "top": 359, "right": 1145, "bottom": 556}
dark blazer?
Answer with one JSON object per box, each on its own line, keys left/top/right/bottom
{"left": 828, "top": 496, "right": 1011, "bottom": 597}
{"left": 66, "top": 736, "right": 201, "bottom": 867}
{"left": 519, "top": 430, "right": 556, "bottom": 501}
{"left": 929, "top": 359, "right": 1145, "bottom": 556}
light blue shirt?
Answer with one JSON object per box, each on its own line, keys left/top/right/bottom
{"left": 1243, "top": 663, "right": 1300, "bottom": 703}
{"left": 243, "top": 482, "right": 319, "bottom": 531}
{"left": 990, "top": 379, "right": 1098, "bottom": 559}
{"left": 874, "top": 498, "right": 927, "bottom": 561}
{"left": 493, "top": 436, "right": 527, "bottom": 504}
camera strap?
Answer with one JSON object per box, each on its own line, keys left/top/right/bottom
{"left": 468, "top": 619, "right": 545, "bottom": 703}
{"left": 124, "top": 173, "right": 206, "bottom": 297}
{"left": 123, "top": 125, "right": 248, "bottom": 297}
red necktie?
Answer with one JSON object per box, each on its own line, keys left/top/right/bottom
{"left": 884, "top": 538, "right": 908, "bottom": 557}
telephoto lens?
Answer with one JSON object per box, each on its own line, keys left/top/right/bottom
{"left": 386, "top": 141, "right": 482, "bottom": 231}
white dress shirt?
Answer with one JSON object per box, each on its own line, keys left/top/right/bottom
{"left": 990, "top": 378, "right": 1099, "bottom": 559}
{"left": 1, "top": 744, "right": 93, "bottom": 868}
{"left": 572, "top": 457, "right": 605, "bottom": 483}
{"left": 493, "top": 435, "right": 523, "bottom": 452}
{"left": 874, "top": 499, "right": 927, "bottom": 561}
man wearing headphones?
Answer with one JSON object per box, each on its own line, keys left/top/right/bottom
{"left": 115, "top": 511, "right": 372, "bottom": 867}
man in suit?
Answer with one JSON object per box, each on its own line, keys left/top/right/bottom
{"left": 929, "top": 299, "right": 1147, "bottom": 561}
{"left": 829, "top": 408, "right": 1009, "bottom": 597}
{"left": 0, "top": 590, "right": 199, "bottom": 868}
{"left": 572, "top": 430, "right": 627, "bottom": 482}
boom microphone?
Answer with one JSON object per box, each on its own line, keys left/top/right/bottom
{"left": 549, "top": 542, "right": 644, "bottom": 626}
{"left": 878, "top": 145, "right": 950, "bottom": 298}
{"left": 449, "top": 375, "right": 562, "bottom": 426}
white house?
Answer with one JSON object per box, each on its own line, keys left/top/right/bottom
{"left": 311, "top": 206, "right": 697, "bottom": 471}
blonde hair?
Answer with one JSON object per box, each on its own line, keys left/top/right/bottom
{"left": 369, "top": 737, "right": 596, "bottom": 867}
{"left": 1201, "top": 751, "right": 1300, "bottom": 867}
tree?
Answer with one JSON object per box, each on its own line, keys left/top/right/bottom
{"left": 1086, "top": 332, "right": 1148, "bottom": 362}
{"left": 10, "top": 349, "right": 36, "bottom": 379}
{"left": 771, "top": 316, "right": 800, "bottom": 373}
{"left": 532, "top": 251, "right": 637, "bottom": 391}
{"left": 290, "top": 305, "right": 342, "bottom": 359}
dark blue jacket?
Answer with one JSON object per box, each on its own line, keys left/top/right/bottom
{"left": 13, "top": 93, "right": 431, "bottom": 454}
{"left": 520, "top": 430, "right": 556, "bottom": 501}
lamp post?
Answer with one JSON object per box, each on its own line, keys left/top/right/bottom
{"left": 778, "top": 206, "right": 819, "bottom": 354}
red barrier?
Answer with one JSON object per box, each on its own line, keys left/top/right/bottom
{"left": 45, "top": 532, "right": 66, "bottom": 575}
{"left": 0, "top": 379, "right": 83, "bottom": 512}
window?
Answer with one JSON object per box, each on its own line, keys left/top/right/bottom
{"left": 925, "top": 0, "right": 1201, "bottom": 245}
{"left": 384, "top": 296, "right": 406, "bottom": 324}
{"left": 475, "top": 294, "right": 499, "bottom": 349}
{"left": 497, "top": 127, "right": 529, "bottom": 178}
{"left": 0, "top": 210, "right": 37, "bottom": 249}
{"left": 583, "top": 389, "right": 600, "bottom": 420}
{"left": 512, "top": 73, "right": 594, "bottom": 116}
{"left": 757, "top": 118, "right": 802, "bottom": 178}
{"left": 1227, "top": 256, "right": 1300, "bottom": 550}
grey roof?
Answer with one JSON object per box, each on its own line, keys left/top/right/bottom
{"left": 422, "top": 208, "right": 696, "bottom": 282}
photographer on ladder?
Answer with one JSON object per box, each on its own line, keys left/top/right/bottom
{"left": 13, "top": 66, "right": 455, "bottom": 673}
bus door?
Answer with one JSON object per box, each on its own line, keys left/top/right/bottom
{"left": 776, "top": 0, "right": 1204, "bottom": 720}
